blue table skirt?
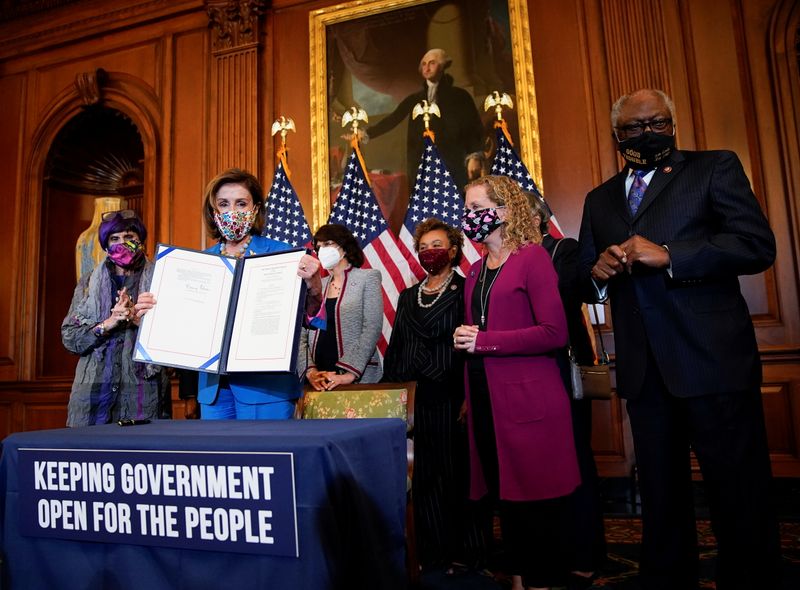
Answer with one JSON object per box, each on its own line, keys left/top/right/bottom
{"left": 0, "top": 419, "right": 408, "bottom": 590}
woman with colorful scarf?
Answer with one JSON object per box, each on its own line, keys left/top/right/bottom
{"left": 62, "top": 209, "right": 170, "bottom": 426}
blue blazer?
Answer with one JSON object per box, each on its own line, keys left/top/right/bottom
{"left": 197, "top": 235, "right": 303, "bottom": 405}
{"left": 578, "top": 149, "right": 775, "bottom": 399}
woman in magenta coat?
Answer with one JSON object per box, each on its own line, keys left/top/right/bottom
{"left": 454, "top": 175, "right": 580, "bottom": 590}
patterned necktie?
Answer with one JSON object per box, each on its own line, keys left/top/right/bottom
{"left": 628, "top": 169, "right": 649, "bottom": 215}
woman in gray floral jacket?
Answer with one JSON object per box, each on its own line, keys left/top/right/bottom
{"left": 61, "top": 210, "right": 169, "bottom": 426}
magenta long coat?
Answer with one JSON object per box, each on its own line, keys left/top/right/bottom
{"left": 464, "top": 244, "right": 580, "bottom": 501}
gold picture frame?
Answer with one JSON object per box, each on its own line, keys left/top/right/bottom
{"left": 309, "top": 0, "right": 542, "bottom": 230}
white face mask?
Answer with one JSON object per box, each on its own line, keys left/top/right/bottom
{"left": 317, "top": 245, "right": 343, "bottom": 270}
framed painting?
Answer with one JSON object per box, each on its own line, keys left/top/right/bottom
{"left": 309, "top": 0, "right": 542, "bottom": 231}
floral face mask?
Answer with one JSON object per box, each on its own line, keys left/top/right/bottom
{"left": 214, "top": 209, "right": 256, "bottom": 242}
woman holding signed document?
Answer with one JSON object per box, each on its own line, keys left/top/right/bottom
{"left": 62, "top": 210, "right": 170, "bottom": 426}
{"left": 135, "top": 168, "right": 322, "bottom": 420}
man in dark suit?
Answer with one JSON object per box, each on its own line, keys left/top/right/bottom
{"left": 366, "top": 48, "right": 483, "bottom": 192}
{"left": 578, "top": 88, "right": 781, "bottom": 589}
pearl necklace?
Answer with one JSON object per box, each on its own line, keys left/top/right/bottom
{"left": 417, "top": 269, "right": 455, "bottom": 308}
{"left": 220, "top": 235, "right": 253, "bottom": 258}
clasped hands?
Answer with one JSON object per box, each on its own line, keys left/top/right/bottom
{"left": 108, "top": 287, "right": 136, "bottom": 328}
{"left": 591, "top": 234, "right": 670, "bottom": 281}
{"left": 306, "top": 368, "right": 356, "bottom": 391}
{"left": 453, "top": 324, "right": 479, "bottom": 354}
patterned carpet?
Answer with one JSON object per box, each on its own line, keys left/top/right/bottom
{"left": 591, "top": 518, "right": 800, "bottom": 589}
{"left": 419, "top": 517, "right": 800, "bottom": 589}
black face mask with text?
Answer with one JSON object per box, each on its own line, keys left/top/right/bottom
{"left": 618, "top": 132, "right": 675, "bottom": 170}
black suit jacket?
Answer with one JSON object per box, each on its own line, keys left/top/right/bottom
{"left": 382, "top": 273, "right": 465, "bottom": 402}
{"left": 578, "top": 149, "right": 775, "bottom": 399}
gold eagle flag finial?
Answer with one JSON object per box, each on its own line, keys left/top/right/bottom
{"left": 412, "top": 100, "right": 441, "bottom": 139}
{"left": 484, "top": 91, "right": 514, "bottom": 122}
{"left": 341, "top": 106, "right": 369, "bottom": 138}
{"left": 271, "top": 116, "right": 296, "bottom": 176}
{"left": 271, "top": 116, "right": 296, "bottom": 144}
{"left": 341, "top": 106, "right": 372, "bottom": 187}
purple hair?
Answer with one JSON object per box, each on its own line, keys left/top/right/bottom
{"left": 98, "top": 211, "right": 148, "bottom": 249}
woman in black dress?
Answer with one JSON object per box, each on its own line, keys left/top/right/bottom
{"left": 383, "top": 217, "right": 488, "bottom": 573}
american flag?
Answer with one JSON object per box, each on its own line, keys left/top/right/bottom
{"left": 491, "top": 125, "right": 564, "bottom": 238}
{"left": 263, "top": 160, "right": 312, "bottom": 247}
{"left": 328, "top": 147, "right": 405, "bottom": 356}
{"left": 398, "top": 135, "right": 482, "bottom": 281}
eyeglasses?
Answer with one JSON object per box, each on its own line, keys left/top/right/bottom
{"left": 615, "top": 118, "right": 673, "bottom": 138}
{"left": 101, "top": 209, "right": 137, "bottom": 222}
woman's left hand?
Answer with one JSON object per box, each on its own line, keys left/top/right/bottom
{"left": 453, "top": 324, "right": 479, "bottom": 354}
{"left": 320, "top": 371, "right": 356, "bottom": 391}
{"left": 297, "top": 254, "right": 321, "bottom": 283}
{"left": 299, "top": 255, "right": 323, "bottom": 316}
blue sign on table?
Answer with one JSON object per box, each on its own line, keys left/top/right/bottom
{"left": 18, "top": 448, "right": 298, "bottom": 557}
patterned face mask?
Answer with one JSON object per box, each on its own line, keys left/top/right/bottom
{"left": 461, "top": 207, "right": 504, "bottom": 242}
{"left": 214, "top": 209, "right": 256, "bottom": 242}
{"left": 107, "top": 240, "right": 144, "bottom": 269}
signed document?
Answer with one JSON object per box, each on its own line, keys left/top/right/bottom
{"left": 134, "top": 244, "right": 305, "bottom": 373}
{"left": 224, "top": 251, "right": 305, "bottom": 372}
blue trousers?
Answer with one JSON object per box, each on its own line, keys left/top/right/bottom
{"left": 200, "top": 385, "right": 296, "bottom": 420}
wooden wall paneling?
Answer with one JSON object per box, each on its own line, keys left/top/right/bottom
{"left": 0, "top": 381, "right": 71, "bottom": 439}
{"left": 271, "top": 3, "right": 315, "bottom": 229}
{"left": 171, "top": 29, "right": 210, "bottom": 249}
{"left": 765, "top": 0, "right": 800, "bottom": 348}
{"left": 0, "top": 402, "right": 12, "bottom": 439}
{"left": 761, "top": 358, "right": 800, "bottom": 476}
{"left": 206, "top": 1, "right": 269, "bottom": 187}
{"left": 751, "top": 0, "right": 800, "bottom": 350}
{"left": 600, "top": 0, "right": 672, "bottom": 100}
{"left": 660, "top": 0, "right": 698, "bottom": 151}
{"left": 31, "top": 43, "right": 162, "bottom": 120}
{"left": 526, "top": 0, "right": 603, "bottom": 237}
{"left": 0, "top": 73, "right": 25, "bottom": 381}
{"left": 0, "top": 0, "right": 204, "bottom": 62}
{"left": 726, "top": 0, "right": 782, "bottom": 324}
{"left": 591, "top": 396, "right": 635, "bottom": 478}
{"left": 159, "top": 33, "right": 175, "bottom": 249}
{"left": 36, "top": 184, "right": 89, "bottom": 379}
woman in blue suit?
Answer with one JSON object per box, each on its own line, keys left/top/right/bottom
{"left": 137, "top": 168, "right": 322, "bottom": 420}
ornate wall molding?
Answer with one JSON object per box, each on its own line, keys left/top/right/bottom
{"left": 74, "top": 68, "right": 107, "bottom": 106}
{"left": 205, "top": 0, "right": 268, "bottom": 177}
{"left": 206, "top": 0, "right": 268, "bottom": 53}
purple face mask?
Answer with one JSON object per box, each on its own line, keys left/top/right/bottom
{"left": 107, "top": 240, "right": 144, "bottom": 269}
{"left": 461, "top": 207, "right": 504, "bottom": 242}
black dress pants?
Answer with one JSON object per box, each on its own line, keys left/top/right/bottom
{"left": 625, "top": 351, "right": 781, "bottom": 590}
